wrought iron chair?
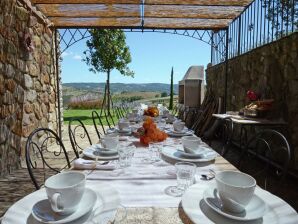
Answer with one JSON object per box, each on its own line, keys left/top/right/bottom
{"left": 177, "top": 105, "right": 186, "bottom": 120}
{"left": 103, "top": 110, "right": 115, "bottom": 129}
{"left": 92, "top": 110, "right": 106, "bottom": 138}
{"left": 115, "top": 106, "right": 123, "bottom": 120}
{"left": 68, "top": 118, "right": 92, "bottom": 158}
{"left": 220, "top": 117, "right": 234, "bottom": 156}
{"left": 239, "top": 129, "right": 291, "bottom": 193}
{"left": 25, "top": 128, "right": 71, "bottom": 190}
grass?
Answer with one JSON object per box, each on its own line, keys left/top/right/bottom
{"left": 63, "top": 109, "right": 118, "bottom": 125}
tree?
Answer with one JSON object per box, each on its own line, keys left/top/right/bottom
{"left": 169, "top": 67, "right": 174, "bottom": 110}
{"left": 161, "top": 92, "right": 168, "bottom": 97}
{"left": 83, "top": 29, "right": 134, "bottom": 114}
{"left": 264, "top": 0, "right": 298, "bottom": 38}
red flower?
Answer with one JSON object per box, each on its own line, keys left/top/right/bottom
{"left": 247, "top": 90, "right": 258, "bottom": 101}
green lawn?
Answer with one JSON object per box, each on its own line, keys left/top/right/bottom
{"left": 64, "top": 109, "right": 118, "bottom": 125}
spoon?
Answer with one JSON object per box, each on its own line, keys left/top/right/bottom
{"left": 201, "top": 169, "right": 216, "bottom": 180}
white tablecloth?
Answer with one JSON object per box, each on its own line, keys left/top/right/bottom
{"left": 2, "top": 136, "right": 298, "bottom": 224}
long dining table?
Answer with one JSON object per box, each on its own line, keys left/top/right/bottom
{"left": 2, "top": 128, "right": 298, "bottom": 224}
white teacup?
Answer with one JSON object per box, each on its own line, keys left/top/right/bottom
{"left": 118, "top": 121, "right": 130, "bottom": 130}
{"left": 163, "top": 110, "right": 170, "bottom": 116}
{"left": 181, "top": 136, "right": 201, "bottom": 154}
{"left": 215, "top": 171, "right": 256, "bottom": 213}
{"left": 166, "top": 114, "right": 176, "bottom": 123}
{"left": 173, "top": 121, "right": 185, "bottom": 132}
{"left": 101, "top": 135, "right": 119, "bottom": 149}
{"left": 45, "top": 172, "right": 86, "bottom": 215}
{"left": 132, "top": 109, "right": 139, "bottom": 114}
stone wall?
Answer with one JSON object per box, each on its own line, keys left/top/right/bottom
{"left": 206, "top": 32, "right": 298, "bottom": 167}
{"left": 0, "top": 0, "right": 60, "bottom": 176}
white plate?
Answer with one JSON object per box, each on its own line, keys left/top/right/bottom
{"left": 178, "top": 150, "right": 204, "bottom": 159}
{"left": 2, "top": 183, "right": 121, "bottom": 224}
{"left": 32, "top": 188, "right": 98, "bottom": 224}
{"left": 203, "top": 187, "right": 267, "bottom": 221}
{"left": 181, "top": 184, "right": 298, "bottom": 224}
{"left": 161, "top": 147, "right": 217, "bottom": 163}
{"left": 117, "top": 128, "right": 132, "bottom": 135}
{"left": 166, "top": 130, "right": 194, "bottom": 137}
{"left": 83, "top": 147, "right": 119, "bottom": 160}
{"left": 93, "top": 144, "right": 118, "bottom": 156}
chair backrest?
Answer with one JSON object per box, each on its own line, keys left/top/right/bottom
{"left": 115, "top": 107, "right": 122, "bottom": 120}
{"left": 103, "top": 110, "right": 115, "bottom": 129}
{"left": 68, "top": 118, "right": 92, "bottom": 158}
{"left": 92, "top": 110, "right": 106, "bottom": 138}
{"left": 25, "top": 128, "right": 71, "bottom": 190}
{"left": 117, "top": 106, "right": 125, "bottom": 118}
{"left": 240, "top": 129, "right": 291, "bottom": 192}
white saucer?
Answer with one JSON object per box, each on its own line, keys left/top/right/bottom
{"left": 178, "top": 150, "right": 204, "bottom": 159}
{"left": 117, "top": 128, "right": 132, "bottom": 134}
{"left": 161, "top": 147, "right": 217, "bottom": 163}
{"left": 83, "top": 147, "right": 119, "bottom": 160}
{"left": 203, "top": 187, "right": 267, "bottom": 221}
{"left": 93, "top": 144, "right": 118, "bottom": 156}
{"left": 166, "top": 130, "right": 194, "bottom": 137}
{"left": 31, "top": 188, "right": 99, "bottom": 224}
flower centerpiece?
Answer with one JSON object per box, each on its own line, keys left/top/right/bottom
{"left": 137, "top": 117, "right": 167, "bottom": 145}
{"left": 143, "top": 106, "right": 159, "bottom": 117}
{"left": 246, "top": 90, "right": 259, "bottom": 101}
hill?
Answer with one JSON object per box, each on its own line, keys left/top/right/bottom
{"left": 63, "top": 82, "right": 178, "bottom": 94}
{"left": 62, "top": 82, "right": 178, "bottom": 106}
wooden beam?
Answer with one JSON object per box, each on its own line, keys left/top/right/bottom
{"left": 49, "top": 16, "right": 230, "bottom": 29}
{"left": 144, "top": 18, "right": 230, "bottom": 29}
{"left": 31, "top": 0, "right": 253, "bottom": 7}
{"left": 145, "top": 5, "right": 244, "bottom": 19}
{"left": 49, "top": 17, "right": 141, "bottom": 27}
{"left": 37, "top": 4, "right": 243, "bottom": 19}
{"left": 36, "top": 4, "right": 140, "bottom": 17}
{"left": 31, "top": 0, "right": 140, "bottom": 4}
{"left": 145, "top": 0, "right": 252, "bottom": 6}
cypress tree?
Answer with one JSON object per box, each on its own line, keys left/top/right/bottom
{"left": 169, "top": 67, "right": 174, "bottom": 110}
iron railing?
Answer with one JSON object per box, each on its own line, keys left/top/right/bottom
{"left": 212, "top": 0, "right": 298, "bottom": 65}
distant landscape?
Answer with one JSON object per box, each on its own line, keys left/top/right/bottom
{"left": 62, "top": 82, "right": 179, "bottom": 107}
{"left": 62, "top": 82, "right": 179, "bottom": 124}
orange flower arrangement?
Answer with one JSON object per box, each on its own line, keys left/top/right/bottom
{"left": 143, "top": 106, "right": 159, "bottom": 117}
{"left": 138, "top": 117, "right": 167, "bottom": 145}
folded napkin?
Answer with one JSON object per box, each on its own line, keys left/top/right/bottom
{"left": 73, "top": 158, "right": 116, "bottom": 170}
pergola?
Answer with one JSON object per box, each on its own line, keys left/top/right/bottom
{"left": 26, "top": 0, "right": 254, "bottom": 136}
{"left": 30, "top": 0, "right": 253, "bottom": 30}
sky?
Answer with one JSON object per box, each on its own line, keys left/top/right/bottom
{"left": 60, "top": 30, "right": 211, "bottom": 85}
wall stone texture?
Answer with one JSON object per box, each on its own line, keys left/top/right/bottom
{"left": 206, "top": 32, "right": 298, "bottom": 168}
{"left": 0, "top": 0, "right": 60, "bottom": 176}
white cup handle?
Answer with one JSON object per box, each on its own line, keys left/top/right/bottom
{"left": 51, "top": 193, "right": 63, "bottom": 213}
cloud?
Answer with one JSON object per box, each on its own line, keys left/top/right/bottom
{"left": 61, "top": 51, "right": 73, "bottom": 58}
{"left": 73, "top": 54, "right": 82, "bottom": 60}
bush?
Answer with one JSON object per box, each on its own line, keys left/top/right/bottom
{"left": 161, "top": 92, "right": 168, "bottom": 97}
{"left": 68, "top": 99, "right": 103, "bottom": 109}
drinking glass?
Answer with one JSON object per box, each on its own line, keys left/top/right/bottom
{"left": 165, "top": 162, "right": 196, "bottom": 197}
{"left": 149, "top": 142, "right": 163, "bottom": 162}
{"left": 117, "top": 145, "right": 135, "bottom": 168}
{"left": 158, "top": 119, "right": 167, "bottom": 130}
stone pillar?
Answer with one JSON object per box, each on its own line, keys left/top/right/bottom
{"left": 184, "top": 79, "right": 202, "bottom": 108}
{"left": 0, "top": 0, "right": 60, "bottom": 176}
